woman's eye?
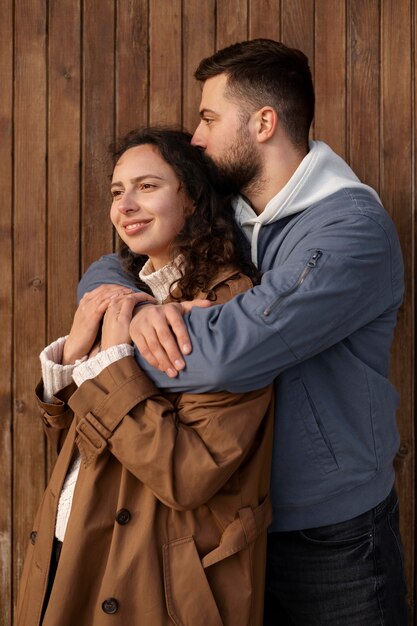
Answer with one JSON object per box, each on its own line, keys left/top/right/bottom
{"left": 111, "top": 190, "right": 123, "bottom": 198}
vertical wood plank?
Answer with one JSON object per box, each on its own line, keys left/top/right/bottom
{"left": 13, "top": 0, "right": 47, "bottom": 606}
{"left": 47, "top": 0, "right": 81, "bottom": 477}
{"left": 216, "top": 0, "right": 248, "bottom": 49}
{"left": 281, "top": 0, "right": 314, "bottom": 72}
{"left": 0, "top": 1, "right": 13, "bottom": 622}
{"left": 380, "top": 1, "right": 414, "bottom": 621}
{"left": 348, "top": 0, "right": 380, "bottom": 191}
{"left": 249, "top": 0, "right": 281, "bottom": 40}
{"left": 82, "top": 0, "right": 115, "bottom": 271}
{"left": 183, "top": 0, "right": 215, "bottom": 132}
{"left": 48, "top": 0, "right": 81, "bottom": 340}
{"left": 116, "top": 0, "right": 149, "bottom": 137}
{"left": 149, "top": 0, "right": 182, "bottom": 126}
{"left": 314, "top": 0, "right": 346, "bottom": 157}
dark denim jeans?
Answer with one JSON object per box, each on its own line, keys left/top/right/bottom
{"left": 264, "top": 487, "right": 408, "bottom": 625}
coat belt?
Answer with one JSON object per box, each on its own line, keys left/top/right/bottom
{"left": 201, "top": 495, "right": 272, "bottom": 569}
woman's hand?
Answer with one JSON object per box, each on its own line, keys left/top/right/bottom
{"left": 62, "top": 285, "right": 135, "bottom": 364}
{"left": 101, "top": 292, "right": 156, "bottom": 350}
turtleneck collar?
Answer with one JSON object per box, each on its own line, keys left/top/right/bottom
{"left": 139, "top": 256, "right": 184, "bottom": 303}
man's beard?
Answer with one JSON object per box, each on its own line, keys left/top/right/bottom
{"left": 207, "top": 124, "right": 263, "bottom": 196}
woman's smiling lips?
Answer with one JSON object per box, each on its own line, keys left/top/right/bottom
{"left": 122, "top": 219, "right": 152, "bottom": 235}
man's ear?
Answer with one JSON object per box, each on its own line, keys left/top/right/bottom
{"left": 254, "top": 106, "right": 278, "bottom": 143}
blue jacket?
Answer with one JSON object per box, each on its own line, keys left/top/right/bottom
{"left": 79, "top": 185, "right": 404, "bottom": 531}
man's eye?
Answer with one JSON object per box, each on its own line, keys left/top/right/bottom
{"left": 141, "top": 183, "right": 155, "bottom": 190}
{"left": 203, "top": 118, "right": 213, "bottom": 126}
{"left": 111, "top": 190, "right": 123, "bottom": 198}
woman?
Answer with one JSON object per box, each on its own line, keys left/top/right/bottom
{"left": 17, "top": 129, "right": 274, "bottom": 626}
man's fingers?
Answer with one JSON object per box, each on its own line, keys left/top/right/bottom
{"left": 180, "top": 298, "right": 212, "bottom": 313}
{"left": 165, "top": 306, "right": 192, "bottom": 358}
{"left": 134, "top": 333, "right": 160, "bottom": 370}
{"left": 129, "top": 304, "right": 188, "bottom": 375}
{"left": 136, "top": 328, "right": 178, "bottom": 376}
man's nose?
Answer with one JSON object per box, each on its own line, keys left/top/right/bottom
{"left": 191, "top": 123, "right": 206, "bottom": 148}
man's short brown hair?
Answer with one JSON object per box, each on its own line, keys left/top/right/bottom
{"left": 195, "top": 38, "right": 314, "bottom": 151}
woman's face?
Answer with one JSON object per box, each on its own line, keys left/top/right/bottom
{"left": 110, "top": 144, "right": 192, "bottom": 269}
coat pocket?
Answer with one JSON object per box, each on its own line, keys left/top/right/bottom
{"left": 162, "top": 497, "right": 272, "bottom": 626}
{"left": 163, "top": 536, "right": 224, "bottom": 626}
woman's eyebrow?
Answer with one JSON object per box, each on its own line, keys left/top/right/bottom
{"left": 110, "top": 174, "right": 164, "bottom": 189}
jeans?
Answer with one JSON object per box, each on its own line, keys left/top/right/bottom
{"left": 264, "top": 487, "right": 408, "bottom": 625}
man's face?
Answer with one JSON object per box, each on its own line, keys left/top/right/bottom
{"left": 191, "top": 73, "right": 262, "bottom": 192}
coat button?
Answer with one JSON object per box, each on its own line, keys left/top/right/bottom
{"left": 102, "top": 598, "right": 119, "bottom": 614}
{"left": 115, "top": 508, "right": 131, "bottom": 525}
{"left": 30, "top": 531, "right": 37, "bottom": 545}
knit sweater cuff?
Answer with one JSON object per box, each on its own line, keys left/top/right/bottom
{"left": 72, "top": 344, "right": 134, "bottom": 387}
{"left": 40, "top": 336, "right": 88, "bottom": 402}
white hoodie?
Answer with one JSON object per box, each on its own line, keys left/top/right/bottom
{"left": 233, "top": 140, "right": 381, "bottom": 265}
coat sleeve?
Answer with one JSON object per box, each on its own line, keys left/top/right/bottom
{"left": 68, "top": 356, "right": 273, "bottom": 510}
{"left": 35, "top": 381, "right": 77, "bottom": 454}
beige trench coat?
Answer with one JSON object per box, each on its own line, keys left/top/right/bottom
{"left": 16, "top": 268, "right": 274, "bottom": 626}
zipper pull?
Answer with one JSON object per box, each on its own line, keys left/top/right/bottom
{"left": 262, "top": 249, "right": 323, "bottom": 317}
{"left": 307, "top": 250, "right": 322, "bottom": 267}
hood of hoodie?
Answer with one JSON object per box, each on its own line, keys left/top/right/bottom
{"left": 233, "top": 140, "right": 382, "bottom": 265}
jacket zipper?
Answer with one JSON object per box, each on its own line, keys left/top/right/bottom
{"left": 263, "top": 250, "right": 323, "bottom": 317}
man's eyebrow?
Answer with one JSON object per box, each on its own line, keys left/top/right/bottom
{"left": 199, "top": 108, "right": 218, "bottom": 118}
{"left": 111, "top": 175, "right": 164, "bottom": 188}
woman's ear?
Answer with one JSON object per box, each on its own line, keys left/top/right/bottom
{"left": 254, "top": 106, "right": 278, "bottom": 143}
{"left": 180, "top": 190, "right": 196, "bottom": 217}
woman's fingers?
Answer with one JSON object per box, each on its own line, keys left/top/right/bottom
{"left": 101, "top": 294, "right": 154, "bottom": 349}
{"left": 63, "top": 288, "right": 134, "bottom": 363}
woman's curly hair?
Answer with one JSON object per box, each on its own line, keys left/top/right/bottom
{"left": 113, "top": 127, "right": 260, "bottom": 300}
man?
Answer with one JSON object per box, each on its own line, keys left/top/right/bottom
{"left": 79, "top": 40, "right": 407, "bottom": 625}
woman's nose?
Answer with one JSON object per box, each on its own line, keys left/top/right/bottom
{"left": 118, "top": 193, "right": 138, "bottom": 214}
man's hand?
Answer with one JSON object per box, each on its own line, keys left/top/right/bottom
{"left": 129, "top": 299, "right": 212, "bottom": 377}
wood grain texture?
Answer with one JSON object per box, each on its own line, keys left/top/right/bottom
{"left": 281, "top": 0, "right": 314, "bottom": 74}
{"left": 13, "top": 0, "right": 47, "bottom": 608}
{"left": 348, "top": 0, "right": 380, "bottom": 191}
{"left": 116, "top": 0, "right": 149, "bottom": 136}
{"left": 48, "top": 0, "right": 81, "bottom": 340}
{"left": 81, "top": 0, "right": 115, "bottom": 271}
{"left": 183, "top": 0, "right": 215, "bottom": 132}
{"left": 314, "top": 0, "right": 346, "bottom": 157}
{"left": 0, "top": 2, "right": 13, "bottom": 623}
{"left": 46, "top": 0, "right": 81, "bottom": 477}
{"left": 216, "top": 0, "right": 248, "bottom": 48}
{"left": 149, "top": 0, "right": 182, "bottom": 125}
{"left": 249, "top": 0, "right": 280, "bottom": 40}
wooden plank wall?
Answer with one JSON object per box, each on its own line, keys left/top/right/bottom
{"left": 0, "top": 0, "right": 414, "bottom": 623}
